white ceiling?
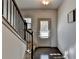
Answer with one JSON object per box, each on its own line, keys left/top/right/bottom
{"left": 15, "top": 0, "right": 64, "bottom": 10}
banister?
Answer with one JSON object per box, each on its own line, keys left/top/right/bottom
{"left": 2, "top": 0, "right": 34, "bottom": 59}
{"left": 11, "top": 0, "right": 25, "bottom": 23}
{"left": 11, "top": 1, "right": 34, "bottom": 59}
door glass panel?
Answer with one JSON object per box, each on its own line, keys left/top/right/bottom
{"left": 40, "top": 21, "right": 49, "bottom": 38}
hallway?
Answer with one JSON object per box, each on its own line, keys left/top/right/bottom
{"left": 2, "top": 0, "right": 76, "bottom": 59}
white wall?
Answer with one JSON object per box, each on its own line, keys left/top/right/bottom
{"left": 2, "top": 23, "right": 26, "bottom": 59}
{"left": 57, "top": 0, "right": 76, "bottom": 59}
{"left": 21, "top": 10, "right": 57, "bottom": 47}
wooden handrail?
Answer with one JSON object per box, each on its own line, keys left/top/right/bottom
{"left": 11, "top": 0, "right": 25, "bottom": 23}
{"left": 12, "top": 0, "right": 33, "bottom": 35}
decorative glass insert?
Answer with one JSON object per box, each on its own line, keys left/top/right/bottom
{"left": 40, "top": 21, "right": 49, "bottom": 38}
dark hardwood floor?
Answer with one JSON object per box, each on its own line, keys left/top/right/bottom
{"left": 33, "top": 47, "right": 64, "bottom": 59}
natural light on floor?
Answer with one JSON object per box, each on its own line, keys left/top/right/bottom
{"left": 40, "top": 55, "right": 49, "bottom": 59}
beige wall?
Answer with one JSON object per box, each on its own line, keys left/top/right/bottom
{"left": 21, "top": 10, "right": 57, "bottom": 47}
{"left": 2, "top": 21, "right": 26, "bottom": 59}
{"left": 57, "top": 0, "right": 76, "bottom": 59}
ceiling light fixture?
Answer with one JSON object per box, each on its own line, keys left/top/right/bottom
{"left": 41, "top": 0, "right": 51, "bottom": 6}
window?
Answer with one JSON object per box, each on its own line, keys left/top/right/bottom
{"left": 40, "top": 20, "right": 49, "bottom": 38}
{"left": 40, "top": 55, "right": 49, "bottom": 59}
{"left": 24, "top": 18, "right": 32, "bottom": 29}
